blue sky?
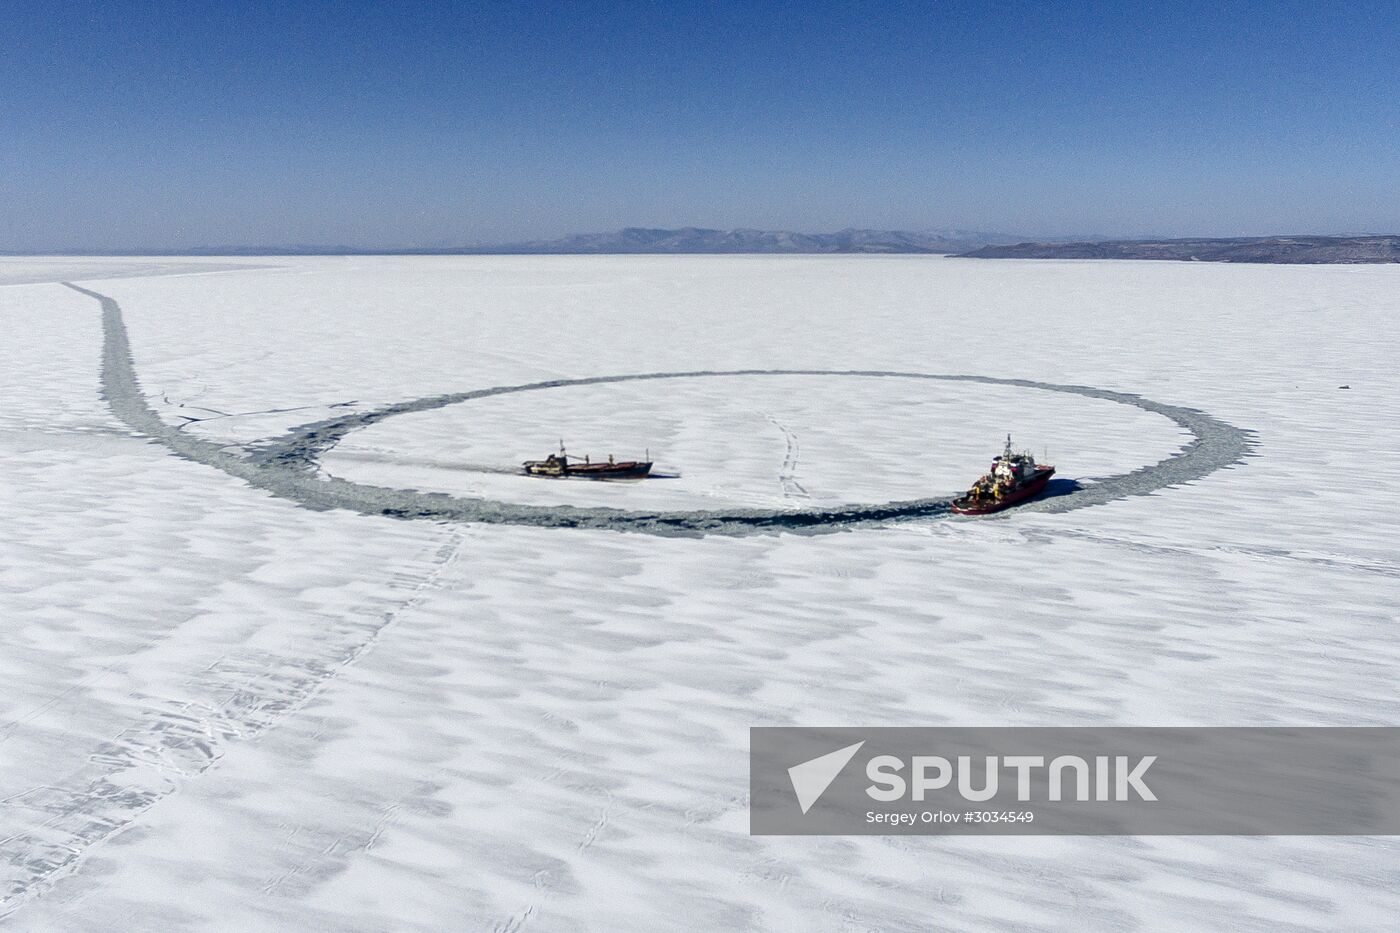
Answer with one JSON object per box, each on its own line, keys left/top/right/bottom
{"left": 3, "top": 0, "right": 1397, "bottom": 249}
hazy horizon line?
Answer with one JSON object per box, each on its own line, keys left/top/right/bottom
{"left": 4, "top": 226, "right": 1396, "bottom": 257}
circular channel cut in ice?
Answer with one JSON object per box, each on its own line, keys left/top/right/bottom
{"left": 319, "top": 375, "right": 1192, "bottom": 512}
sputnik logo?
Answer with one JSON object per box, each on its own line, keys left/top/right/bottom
{"left": 788, "top": 741, "right": 865, "bottom": 814}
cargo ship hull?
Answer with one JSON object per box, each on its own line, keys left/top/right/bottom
{"left": 522, "top": 458, "right": 653, "bottom": 479}
{"left": 561, "top": 461, "right": 652, "bottom": 479}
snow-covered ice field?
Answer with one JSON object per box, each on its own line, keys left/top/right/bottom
{"left": 2, "top": 255, "right": 1398, "bottom": 930}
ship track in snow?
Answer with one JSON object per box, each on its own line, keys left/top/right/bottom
{"left": 65, "top": 282, "right": 1256, "bottom": 537}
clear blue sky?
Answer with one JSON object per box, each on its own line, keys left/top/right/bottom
{"left": 3, "top": 0, "right": 1397, "bottom": 249}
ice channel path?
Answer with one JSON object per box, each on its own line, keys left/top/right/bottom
{"left": 68, "top": 282, "right": 1256, "bottom": 536}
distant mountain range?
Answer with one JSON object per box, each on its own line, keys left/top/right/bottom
{"left": 958, "top": 236, "right": 1400, "bottom": 264}
{"left": 463, "top": 226, "right": 1033, "bottom": 254}
{"left": 12, "top": 230, "right": 1397, "bottom": 262}
{"left": 12, "top": 227, "right": 1052, "bottom": 257}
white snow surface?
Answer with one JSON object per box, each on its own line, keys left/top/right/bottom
{"left": 2, "top": 255, "right": 1398, "bottom": 930}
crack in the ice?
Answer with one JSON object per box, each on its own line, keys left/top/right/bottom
{"left": 0, "top": 502, "right": 467, "bottom": 917}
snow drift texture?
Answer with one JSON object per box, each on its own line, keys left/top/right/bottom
{"left": 1, "top": 255, "right": 1397, "bottom": 930}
